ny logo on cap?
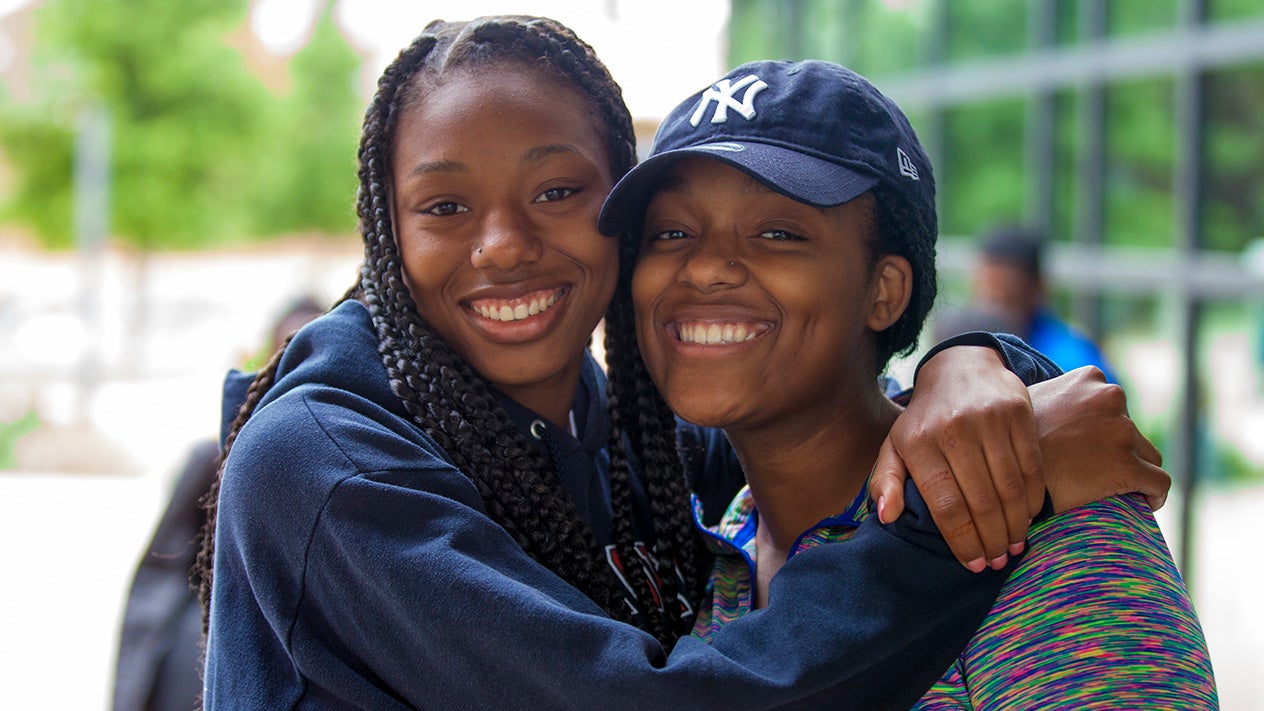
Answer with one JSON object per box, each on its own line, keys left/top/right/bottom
{"left": 689, "top": 75, "right": 769, "bottom": 127}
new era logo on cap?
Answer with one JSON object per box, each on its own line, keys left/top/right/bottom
{"left": 897, "top": 147, "right": 919, "bottom": 181}
{"left": 689, "top": 75, "right": 769, "bottom": 127}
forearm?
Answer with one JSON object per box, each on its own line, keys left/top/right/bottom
{"left": 954, "top": 495, "right": 1217, "bottom": 709}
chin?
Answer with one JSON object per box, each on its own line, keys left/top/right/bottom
{"left": 665, "top": 395, "right": 743, "bottom": 430}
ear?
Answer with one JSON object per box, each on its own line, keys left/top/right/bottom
{"left": 866, "top": 255, "right": 913, "bottom": 332}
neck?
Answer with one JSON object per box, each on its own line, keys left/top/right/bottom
{"left": 496, "top": 365, "right": 583, "bottom": 431}
{"left": 730, "top": 387, "right": 902, "bottom": 555}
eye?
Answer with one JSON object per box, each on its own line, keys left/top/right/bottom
{"left": 758, "top": 229, "right": 805, "bottom": 242}
{"left": 424, "top": 201, "right": 469, "bottom": 216}
{"left": 534, "top": 187, "right": 577, "bottom": 203}
{"left": 650, "top": 229, "right": 690, "bottom": 242}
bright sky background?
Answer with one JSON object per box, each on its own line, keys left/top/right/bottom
{"left": 0, "top": 0, "right": 730, "bottom": 119}
{"left": 260, "top": 0, "right": 732, "bottom": 120}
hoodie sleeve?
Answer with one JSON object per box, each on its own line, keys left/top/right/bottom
{"left": 915, "top": 331, "right": 1064, "bottom": 386}
{"left": 207, "top": 385, "right": 1012, "bottom": 711}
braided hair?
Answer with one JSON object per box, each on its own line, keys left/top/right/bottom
{"left": 196, "top": 16, "right": 706, "bottom": 650}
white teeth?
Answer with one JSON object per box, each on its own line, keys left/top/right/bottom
{"left": 472, "top": 291, "right": 561, "bottom": 322}
{"left": 677, "top": 322, "right": 763, "bottom": 345}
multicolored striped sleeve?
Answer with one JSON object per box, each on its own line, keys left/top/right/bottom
{"left": 916, "top": 493, "right": 1218, "bottom": 710}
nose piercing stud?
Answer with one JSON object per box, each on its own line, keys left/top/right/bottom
{"left": 729, "top": 261, "right": 736, "bottom": 267}
{"left": 476, "top": 247, "right": 484, "bottom": 254}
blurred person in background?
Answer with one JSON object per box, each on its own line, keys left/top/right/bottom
{"left": 967, "top": 224, "right": 1118, "bottom": 382}
{"left": 111, "top": 296, "right": 324, "bottom": 711}
{"left": 932, "top": 305, "right": 1023, "bottom": 347}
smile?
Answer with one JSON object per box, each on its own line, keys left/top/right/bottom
{"left": 468, "top": 288, "right": 564, "bottom": 322}
{"left": 674, "top": 320, "right": 770, "bottom": 345}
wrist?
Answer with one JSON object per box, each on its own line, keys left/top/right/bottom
{"left": 914, "top": 332, "right": 1007, "bottom": 385}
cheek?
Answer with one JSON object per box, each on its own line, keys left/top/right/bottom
{"left": 396, "top": 230, "right": 462, "bottom": 316}
{"left": 592, "top": 237, "right": 620, "bottom": 290}
{"left": 630, "top": 253, "right": 670, "bottom": 319}
{"left": 581, "top": 237, "right": 620, "bottom": 321}
{"left": 630, "top": 258, "right": 668, "bottom": 373}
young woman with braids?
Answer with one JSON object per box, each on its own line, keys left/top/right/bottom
{"left": 198, "top": 17, "right": 1169, "bottom": 709}
{"left": 600, "top": 59, "right": 1214, "bottom": 709}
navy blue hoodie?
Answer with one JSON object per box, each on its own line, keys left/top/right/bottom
{"left": 205, "top": 300, "right": 1058, "bottom": 710}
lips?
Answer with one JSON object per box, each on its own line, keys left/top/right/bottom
{"left": 673, "top": 320, "right": 770, "bottom": 345}
{"left": 468, "top": 288, "right": 564, "bottom": 322}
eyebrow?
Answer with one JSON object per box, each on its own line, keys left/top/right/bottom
{"left": 407, "top": 144, "right": 583, "bottom": 178}
{"left": 655, "top": 169, "right": 777, "bottom": 197}
{"left": 523, "top": 143, "right": 583, "bottom": 163}
{"left": 656, "top": 172, "right": 691, "bottom": 195}
{"left": 408, "top": 159, "right": 463, "bottom": 177}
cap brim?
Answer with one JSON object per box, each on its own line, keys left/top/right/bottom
{"left": 598, "top": 141, "right": 880, "bottom": 236}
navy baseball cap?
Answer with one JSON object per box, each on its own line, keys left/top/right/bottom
{"left": 598, "top": 59, "right": 935, "bottom": 237}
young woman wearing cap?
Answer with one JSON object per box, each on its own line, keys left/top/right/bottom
{"left": 601, "top": 58, "right": 1217, "bottom": 708}
{"left": 199, "top": 18, "right": 1174, "bottom": 708}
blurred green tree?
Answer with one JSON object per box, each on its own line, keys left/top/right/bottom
{"left": 0, "top": 0, "right": 362, "bottom": 250}
{"left": 246, "top": 3, "right": 362, "bottom": 236}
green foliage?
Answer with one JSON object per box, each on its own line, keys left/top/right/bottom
{"left": 0, "top": 409, "right": 40, "bottom": 470}
{"left": 0, "top": 100, "right": 76, "bottom": 247}
{"left": 1205, "top": 63, "right": 1264, "bottom": 251}
{"left": 1104, "top": 79, "right": 1176, "bottom": 248}
{"left": 1210, "top": 0, "right": 1264, "bottom": 21}
{"left": 729, "top": 0, "right": 930, "bottom": 73}
{"left": 247, "top": 5, "right": 360, "bottom": 236}
{"left": 0, "top": 0, "right": 363, "bottom": 250}
{"left": 942, "top": 0, "right": 1028, "bottom": 61}
{"left": 939, "top": 99, "right": 1027, "bottom": 237}
{"left": 1142, "top": 422, "right": 1264, "bottom": 485}
{"left": 728, "top": 0, "right": 789, "bottom": 62}
{"left": 1109, "top": 0, "right": 1178, "bottom": 36}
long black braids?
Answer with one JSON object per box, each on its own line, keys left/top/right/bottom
{"left": 354, "top": 20, "right": 630, "bottom": 617}
{"left": 603, "top": 231, "right": 711, "bottom": 641}
{"left": 195, "top": 16, "right": 705, "bottom": 650}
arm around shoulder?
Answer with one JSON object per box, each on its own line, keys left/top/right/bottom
{"left": 951, "top": 494, "right": 1217, "bottom": 709}
{"left": 211, "top": 401, "right": 1015, "bottom": 709}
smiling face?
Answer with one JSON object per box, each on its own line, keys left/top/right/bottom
{"left": 631, "top": 157, "right": 911, "bottom": 433}
{"left": 390, "top": 65, "right": 618, "bottom": 420}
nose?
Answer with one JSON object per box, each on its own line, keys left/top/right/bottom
{"left": 678, "top": 239, "right": 745, "bottom": 292}
{"left": 471, "top": 206, "right": 543, "bottom": 270}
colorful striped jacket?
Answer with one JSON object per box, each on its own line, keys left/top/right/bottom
{"left": 692, "top": 486, "right": 1219, "bottom": 709}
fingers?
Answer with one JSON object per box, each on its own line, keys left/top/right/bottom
{"left": 984, "top": 430, "right": 1034, "bottom": 557}
{"left": 1138, "top": 461, "right": 1171, "bottom": 511}
{"left": 901, "top": 443, "right": 988, "bottom": 573}
{"left": 1135, "top": 429, "right": 1163, "bottom": 467}
{"left": 936, "top": 437, "right": 1012, "bottom": 570}
{"left": 1009, "top": 403, "right": 1047, "bottom": 523}
{"left": 1131, "top": 424, "right": 1168, "bottom": 510}
{"left": 868, "top": 438, "right": 908, "bottom": 524}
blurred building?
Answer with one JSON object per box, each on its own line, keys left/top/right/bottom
{"left": 721, "top": 3, "right": 1264, "bottom": 703}
{"left": 723, "top": 0, "right": 1264, "bottom": 571}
